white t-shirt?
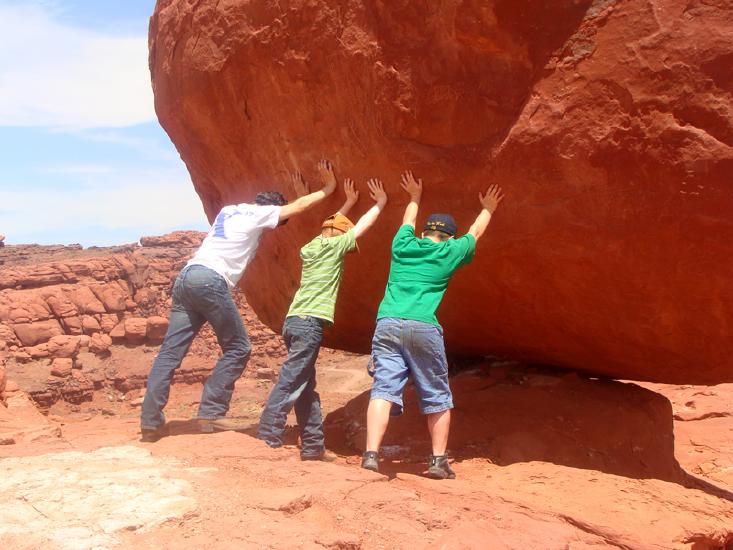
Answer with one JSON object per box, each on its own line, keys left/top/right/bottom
{"left": 187, "top": 203, "right": 281, "bottom": 288}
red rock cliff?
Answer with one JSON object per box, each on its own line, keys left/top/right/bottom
{"left": 149, "top": 0, "right": 733, "bottom": 384}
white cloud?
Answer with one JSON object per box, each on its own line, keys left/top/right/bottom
{"left": 0, "top": 165, "right": 208, "bottom": 245}
{"left": 0, "top": 2, "right": 155, "bottom": 128}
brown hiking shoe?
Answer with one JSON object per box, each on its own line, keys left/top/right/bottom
{"left": 301, "top": 449, "right": 339, "bottom": 462}
{"left": 198, "top": 418, "right": 251, "bottom": 433}
{"left": 139, "top": 425, "right": 168, "bottom": 443}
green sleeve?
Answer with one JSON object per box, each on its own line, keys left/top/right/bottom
{"left": 392, "top": 224, "right": 415, "bottom": 252}
{"left": 337, "top": 229, "right": 357, "bottom": 256}
{"left": 454, "top": 234, "right": 476, "bottom": 267}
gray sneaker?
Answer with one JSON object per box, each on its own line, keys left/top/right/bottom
{"left": 361, "top": 451, "right": 379, "bottom": 472}
{"left": 427, "top": 454, "right": 456, "bottom": 480}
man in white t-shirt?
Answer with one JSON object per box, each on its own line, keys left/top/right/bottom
{"left": 140, "top": 161, "right": 339, "bottom": 442}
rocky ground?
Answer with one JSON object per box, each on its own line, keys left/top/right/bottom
{"left": 1, "top": 236, "right": 732, "bottom": 549}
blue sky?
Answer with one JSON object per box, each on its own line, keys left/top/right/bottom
{"left": 0, "top": 0, "right": 209, "bottom": 246}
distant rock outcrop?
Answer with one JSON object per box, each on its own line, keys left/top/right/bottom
{"left": 0, "top": 231, "right": 287, "bottom": 410}
{"left": 150, "top": 0, "right": 733, "bottom": 384}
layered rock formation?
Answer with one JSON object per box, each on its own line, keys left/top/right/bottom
{"left": 150, "top": 0, "right": 733, "bottom": 384}
{"left": 0, "top": 232, "right": 286, "bottom": 411}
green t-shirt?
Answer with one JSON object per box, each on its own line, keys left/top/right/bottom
{"left": 376, "top": 225, "right": 475, "bottom": 327}
{"left": 287, "top": 229, "right": 357, "bottom": 323}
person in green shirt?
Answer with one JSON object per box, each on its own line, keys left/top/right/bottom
{"left": 362, "top": 171, "right": 504, "bottom": 479}
{"left": 258, "top": 174, "right": 388, "bottom": 460}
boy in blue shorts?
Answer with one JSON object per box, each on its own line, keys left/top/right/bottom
{"left": 362, "top": 171, "right": 504, "bottom": 478}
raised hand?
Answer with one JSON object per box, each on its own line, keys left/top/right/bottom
{"left": 317, "top": 159, "right": 338, "bottom": 194}
{"left": 291, "top": 172, "right": 309, "bottom": 198}
{"left": 399, "top": 170, "right": 422, "bottom": 199}
{"left": 479, "top": 184, "right": 504, "bottom": 213}
{"left": 344, "top": 178, "right": 359, "bottom": 204}
{"left": 367, "top": 179, "right": 387, "bottom": 205}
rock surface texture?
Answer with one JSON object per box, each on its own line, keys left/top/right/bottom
{"left": 150, "top": 0, "right": 733, "bottom": 384}
{"left": 2, "top": 364, "right": 733, "bottom": 550}
{"left": 0, "top": 446, "right": 198, "bottom": 549}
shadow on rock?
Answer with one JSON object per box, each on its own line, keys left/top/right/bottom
{"left": 163, "top": 418, "right": 258, "bottom": 437}
{"left": 325, "top": 365, "right": 689, "bottom": 484}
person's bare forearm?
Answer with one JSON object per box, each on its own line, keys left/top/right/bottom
{"left": 402, "top": 198, "right": 419, "bottom": 227}
{"left": 354, "top": 201, "right": 387, "bottom": 238}
{"left": 279, "top": 188, "right": 333, "bottom": 221}
{"left": 399, "top": 171, "right": 422, "bottom": 228}
{"left": 337, "top": 199, "right": 357, "bottom": 217}
{"left": 469, "top": 183, "right": 504, "bottom": 241}
{"left": 468, "top": 209, "right": 492, "bottom": 241}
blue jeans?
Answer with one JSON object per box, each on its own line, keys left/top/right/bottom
{"left": 140, "top": 265, "right": 252, "bottom": 429}
{"left": 370, "top": 317, "right": 453, "bottom": 415}
{"left": 257, "top": 315, "right": 324, "bottom": 457}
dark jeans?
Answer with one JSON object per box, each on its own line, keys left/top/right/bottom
{"left": 140, "top": 265, "right": 252, "bottom": 429}
{"left": 257, "top": 315, "right": 324, "bottom": 457}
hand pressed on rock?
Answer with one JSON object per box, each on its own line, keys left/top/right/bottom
{"left": 343, "top": 178, "right": 359, "bottom": 204}
{"left": 479, "top": 184, "right": 504, "bottom": 214}
{"left": 400, "top": 170, "right": 422, "bottom": 200}
{"left": 367, "top": 179, "right": 387, "bottom": 205}
{"left": 291, "top": 172, "right": 309, "bottom": 198}
{"left": 317, "top": 159, "right": 338, "bottom": 194}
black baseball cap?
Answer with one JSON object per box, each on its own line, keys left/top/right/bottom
{"left": 424, "top": 213, "right": 457, "bottom": 237}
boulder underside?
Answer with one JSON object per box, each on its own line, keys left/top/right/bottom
{"left": 150, "top": 0, "right": 733, "bottom": 384}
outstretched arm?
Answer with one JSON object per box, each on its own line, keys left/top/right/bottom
{"left": 354, "top": 179, "right": 388, "bottom": 239}
{"left": 279, "top": 160, "right": 338, "bottom": 221}
{"left": 337, "top": 178, "right": 359, "bottom": 217}
{"left": 468, "top": 184, "right": 504, "bottom": 242}
{"left": 399, "top": 171, "right": 422, "bottom": 228}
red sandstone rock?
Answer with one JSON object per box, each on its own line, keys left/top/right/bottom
{"left": 109, "top": 321, "right": 126, "bottom": 342}
{"left": 149, "top": 1, "right": 733, "bottom": 384}
{"left": 0, "top": 359, "right": 6, "bottom": 401}
{"left": 46, "top": 335, "right": 80, "bottom": 359}
{"left": 81, "top": 315, "right": 101, "bottom": 334}
{"left": 124, "top": 318, "right": 148, "bottom": 345}
{"left": 99, "top": 314, "right": 119, "bottom": 333}
{"left": 43, "top": 292, "right": 78, "bottom": 319}
{"left": 133, "top": 288, "right": 155, "bottom": 308}
{"left": 11, "top": 351, "right": 31, "bottom": 364}
{"left": 12, "top": 319, "right": 63, "bottom": 347}
{"left": 90, "top": 285, "right": 127, "bottom": 313}
{"left": 60, "top": 315, "right": 83, "bottom": 335}
{"left": 50, "top": 358, "right": 73, "bottom": 378}
{"left": 146, "top": 316, "right": 169, "bottom": 343}
{"left": 26, "top": 343, "right": 50, "bottom": 360}
{"left": 139, "top": 231, "right": 205, "bottom": 248}
{"left": 68, "top": 286, "right": 106, "bottom": 315}
{"left": 0, "top": 323, "right": 18, "bottom": 347}
{"left": 0, "top": 390, "right": 61, "bottom": 442}
{"left": 1, "top": 292, "right": 53, "bottom": 324}
{"left": 89, "top": 333, "right": 112, "bottom": 356}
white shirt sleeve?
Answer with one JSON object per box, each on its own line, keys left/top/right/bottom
{"left": 254, "top": 205, "right": 282, "bottom": 229}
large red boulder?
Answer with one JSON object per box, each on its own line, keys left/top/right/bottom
{"left": 149, "top": 0, "right": 733, "bottom": 384}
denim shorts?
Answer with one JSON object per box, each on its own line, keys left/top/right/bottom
{"left": 369, "top": 317, "right": 453, "bottom": 415}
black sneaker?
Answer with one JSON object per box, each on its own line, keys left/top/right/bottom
{"left": 427, "top": 454, "right": 456, "bottom": 479}
{"left": 139, "top": 425, "right": 167, "bottom": 443}
{"left": 361, "top": 451, "right": 379, "bottom": 472}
